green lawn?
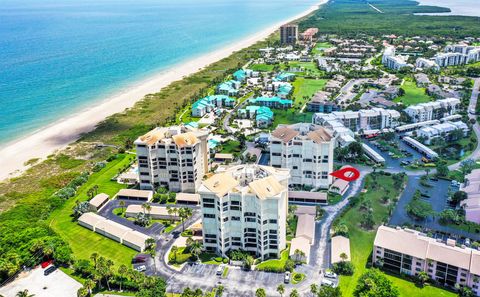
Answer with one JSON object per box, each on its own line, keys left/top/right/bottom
{"left": 272, "top": 110, "right": 314, "bottom": 127}
{"left": 256, "top": 246, "right": 289, "bottom": 271}
{"left": 394, "top": 78, "right": 432, "bottom": 106}
{"left": 291, "top": 272, "right": 305, "bottom": 284}
{"left": 169, "top": 247, "right": 191, "bottom": 265}
{"left": 250, "top": 63, "right": 276, "bottom": 72}
{"left": 311, "top": 42, "right": 334, "bottom": 55}
{"left": 328, "top": 192, "right": 343, "bottom": 205}
{"left": 292, "top": 78, "right": 327, "bottom": 108}
{"left": 336, "top": 173, "right": 455, "bottom": 297}
{"left": 48, "top": 154, "right": 136, "bottom": 267}
{"left": 219, "top": 140, "right": 242, "bottom": 154}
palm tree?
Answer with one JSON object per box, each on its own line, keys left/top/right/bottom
{"left": 90, "top": 252, "right": 99, "bottom": 269}
{"left": 145, "top": 238, "right": 156, "bottom": 257}
{"left": 105, "top": 259, "right": 114, "bottom": 291}
{"left": 179, "top": 207, "right": 192, "bottom": 232}
{"left": 289, "top": 289, "right": 299, "bottom": 297}
{"left": 189, "top": 240, "right": 203, "bottom": 261}
{"left": 83, "top": 279, "right": 95, "bottom": 296}
{"left": 293, "top": 249, "right": 306, "bottom": 263}
{"left": 310, "top": 284, "right": 318, "bottom": 295}
{"left": 16, "top": 290, "right": 34, "bottom": 297}
{"left": 276, "top": 284, "right": 285, "bottom": 297}
{"left": 145, "top": 203, "right": 152, "bottom": 216}
{"left": 255, "top": 288, "right": 266, "bottom": 297}
{"left": 167, "top": 206, "right": 174, "bottom": 223}
{"left": 119, "top": 200, "right": 126, "bottom": 215}
{"left": 340, "top": 252, "right": 349, "bottom": 262}
{"left": 425, "top": 168, "right": 431, "bottom": 178}
{"left": 76, "top": 287, "right": 88, "bottom": 297}
{"left": 117, "top": 264, "right": 128, "bottom": 291}
{"left": 171, "top": 245, "right": 179, "bottom": 264}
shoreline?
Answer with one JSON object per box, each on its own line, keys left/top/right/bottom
{"left": 0, "top": 0, "right": 326, "bottom": 182}
{"left": 415, "top": 0, "right": 480, "bottom": 17}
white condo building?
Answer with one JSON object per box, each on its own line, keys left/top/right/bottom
{"left": 374, "top": 226, "right": 480, "bottom": 296}
{"left": 199, "top": 164, "right": 290, "bottom": 260}
{"left": 415, "top": 58, "right": 440, "bottom": 71}
{"left": 434, "top": 44, "right": 480, "bottom": 67}
{"left": 270, "top": 123, "right": 334, "bottom": 190}
{"left": 313, "top": 108, "right": 401, "bottom": 132}
{"left": 135, "top": 126, "right": 209, "bottom": 192}
{"left": 382, "top": 46, "right": 409, "bottom": 70}
{"left": 417, "top": 121, "right": 469, "bottom": 144}
{"left": 404, "top": 98, "right": 461, "bottom": 123}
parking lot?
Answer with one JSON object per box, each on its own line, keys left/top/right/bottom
{"left": 165, "top": 262, "right": 337, "bottom": 296}
{"left": 0, "top": 267, "right": 82, "bottom": 297}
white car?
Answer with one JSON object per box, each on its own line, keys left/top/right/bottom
{"left": 284, "top": 271, "right": 291, "bottom": 283}
{"left": 321, "top": 278, "right": 335, "bottom": 287}
{"left": 135, "top": 265, "right": 147, "bottom": 272}
{"left": 216, "top": 264, "right": 225, "bottom": 276}
{"left": 324, "top": 270, "right": 337, "bottom": 279}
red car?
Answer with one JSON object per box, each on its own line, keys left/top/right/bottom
{"left": 41, "top": 260, "right": 53, "bottom": 268}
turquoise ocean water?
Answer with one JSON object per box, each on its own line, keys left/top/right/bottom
{"left": 0, "top": 0, "right": 318, "bottom": 145}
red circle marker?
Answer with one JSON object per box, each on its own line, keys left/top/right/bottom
{"left": 330, "top": 166, "right": 360, "bottom": 182}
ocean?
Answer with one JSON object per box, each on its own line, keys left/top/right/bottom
{"left": 0, "top": 0, "right": 318, "bottom": 145}
{"left": 417, "top": 0, "right": 480, "bottom": 17}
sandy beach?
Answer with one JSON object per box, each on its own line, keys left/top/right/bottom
{"left": 0, "top": 0, "right": 326, "bottom": 182}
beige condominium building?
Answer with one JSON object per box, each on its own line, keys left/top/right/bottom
{"left": 373, "top": 226, "right": 480, "bottom": 295}
{"left": 280, "top": 24, "right": 298, "bottom": 45}
{"left": 199, "top": 164, "right": 290, "bottom": 260}
{"left": 270, "top": 123, "right": 334, "bottom": 190}
{"left": 135, "top": 126, "right": 209, "bottom": 192}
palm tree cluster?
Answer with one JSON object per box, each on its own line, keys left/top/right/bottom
{"left": 73, "top": 252, "right": 165, "bottom": 296}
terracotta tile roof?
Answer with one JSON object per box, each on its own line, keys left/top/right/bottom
{"left": 203, "top": 173, "right": 239, "bottom": 197}
{"left": 172, "top": 132, "right": 199, "bottom": 148}
{"left": 271, "top": 126, "right": 299, "bottom": 142}
{"left": 307, "top": 127, "right": 332, "bottom": 143}
{"left": 248, "top": 175, "right": 285, "bottom": 200}
{"left": 331, "top": 236, "right": 351, "bottom": 263}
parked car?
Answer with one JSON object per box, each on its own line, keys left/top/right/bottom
{"left": 44, "top": 265, "right": 57, "bottom": 276}
{"left": 216, "top": 264, "right": 225, "bottom": 276}
{"left": 135, "top": 265, "right": 147, "bottom": 272}
{"left": 172, "top": 231, "right": 180, "bottom": 238}
{"left": 41, "top": 260, "right": 53, "bottom": 268}
{"left": 321, "top": 278, "right": 335, "bottom": 287}
{"left": 284, "top": 271, "right": 291, "bottom": 284}
{"left": 324, "top": 270, "right": 337, "bottom": 279}
{"left": 132, "top": 256, "right": 147, "bottom": 264}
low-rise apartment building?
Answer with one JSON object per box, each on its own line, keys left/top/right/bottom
{"left": 404, "top": 98, "right": 461, "bottom": 123}
{"left": 313, "top": 108, "right": 400, "bottom": 132}
{"left": 415, "top": 58, "right": 440, "bottom": 71}
{"left": 417, "top": 121, "right": 469, "bottom": 144}
{"left": 135, "top": 126, "right": 209, "bottom": 192}
{"left": 460, "top": 169, "right": 480, "bottom": 224}
{"left": 373, "top": 226, "right": 480, "bottom": 295}
{"left": 199, "top": 164, "right": 290, "bottom": 260}
{"left": 270, "top": 123, "right": 334, "bottom": 190}
{"left": 434, "top": 44, "right": 480, "bottom": 67}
